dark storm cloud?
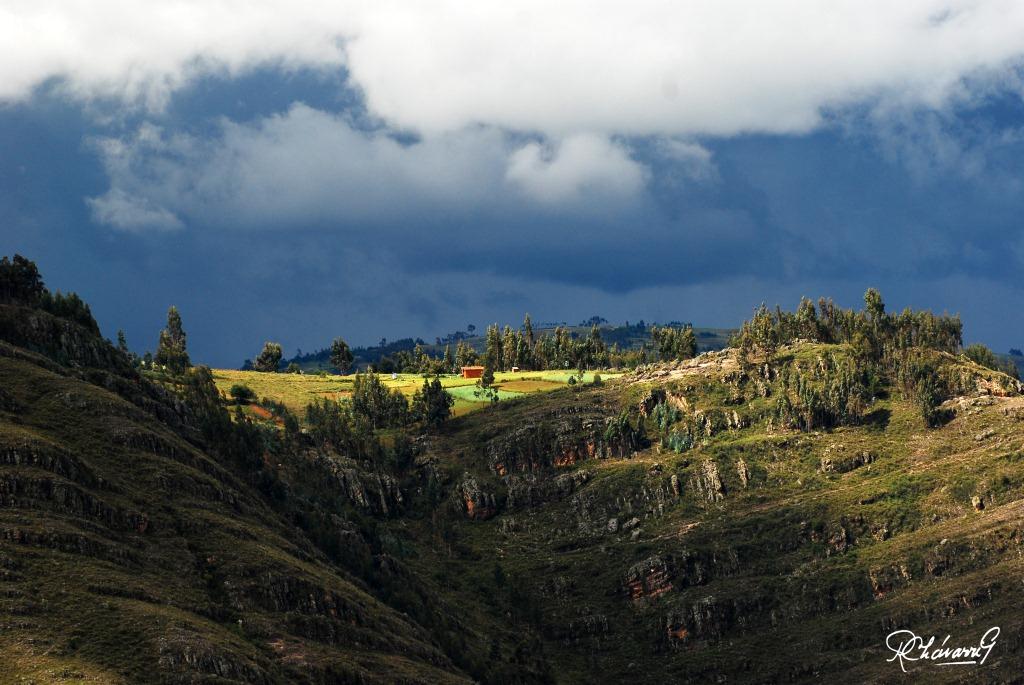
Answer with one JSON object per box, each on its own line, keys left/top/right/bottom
{"left": 6, "top": 76, "right": 1024, "bottom": 367}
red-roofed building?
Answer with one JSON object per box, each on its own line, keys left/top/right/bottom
{"left": 461, "top": 365, "right": 485, "bottom": 379}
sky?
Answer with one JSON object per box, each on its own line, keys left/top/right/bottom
{"left": 3, "top": 1, "right": 1024, "bottom": 367}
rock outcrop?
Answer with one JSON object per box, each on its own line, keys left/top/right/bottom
{"left": 453, "top": 474, "right": 497, "bottom": 520}
{"left": 487, "top": 407, "right": 642, "bottom": 475}
{"left": 624, "top": 555, "right": 674, "bottom": 601}
{"left": 691, "top": 460, "right": 725, "bottom": 503}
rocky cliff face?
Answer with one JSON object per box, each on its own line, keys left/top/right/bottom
{"left": 486, "top": 406, "right": 642, "bottom": 476}
{"left": 0, "top": 304, "right": 133, "bottom": 373}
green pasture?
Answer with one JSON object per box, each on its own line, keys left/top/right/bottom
{"left": 212, "top": 369, "right": 622, "bottom": 418}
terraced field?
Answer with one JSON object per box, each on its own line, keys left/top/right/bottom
{"left": 211, "top": 369, "right": 621, "bottom": 417}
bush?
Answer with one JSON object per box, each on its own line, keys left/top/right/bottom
{"left": 664, "top": 431, "right": 694, "bottom": 453}
{"left": 914, "top": 375, "right": 952, "bottom": 428}
{"left": 229, "top": 384, "right": 256, "bottom": 404}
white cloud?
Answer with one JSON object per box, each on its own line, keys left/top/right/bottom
{"left": 4, "top": 2, "right": 1024, "bottom": 137}
{"left": 87, "top": 104, "right": 647, "bottom": 230}
{"left": 506, "top": 134, "right": 646, "bottom": 204}
{"left": 87, "top": 188, "right": 183, "bottom": 232}
{"left": 0, "top": 2, "right": 347, "bottom": 108}
{"left": 655, "top": 139, "right": 717, "bottom": 182}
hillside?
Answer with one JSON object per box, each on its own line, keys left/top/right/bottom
{"left": 411, "top": 345, "right": 1024, "bottom": 682}
{"left": 0, "top": 302, "right": 473, "bottom": 684}
{"left": 3, "top": 271, "right": 1024, "bottom": 682}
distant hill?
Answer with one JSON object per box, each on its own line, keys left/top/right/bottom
{"left": 284, "top": 323, "right": 736, "bottom": 373}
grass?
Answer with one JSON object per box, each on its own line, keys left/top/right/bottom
{"left": 211, "top": 369, "right": 623, "bottom": 418}
{"left": 0, "top": 344, "right": 474, "bottom": 684}
{"left": 10, "top": 299, "right": 1024, "bottom": 683}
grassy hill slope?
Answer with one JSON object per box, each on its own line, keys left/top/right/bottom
{"left": 380, "top": 344, "right": 1024, "bottom": 683}
{"left": 0, "top": 302, "right": 471, "bottom": 684}
{"left": 4, "top": 281, "right": 1024, "bottom": 683}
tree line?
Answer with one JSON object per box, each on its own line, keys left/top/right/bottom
{"left": 733, "top": 289, "right": 1018, "bottom": 429}
{"left": 0, "top": 254, "right": 100, "bottom": 335}
{"left": 362, "top": 314, "right": 701, "bottom": 376}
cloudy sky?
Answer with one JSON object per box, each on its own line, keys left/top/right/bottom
{"left": 3, "top": 1, "right": 1024, "bottom": 366}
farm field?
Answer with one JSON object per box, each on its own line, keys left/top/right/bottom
{"left": 212, "top": 368, "right": 622, "bottom": 418}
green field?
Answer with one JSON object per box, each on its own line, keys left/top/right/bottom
{"left": 212, "top": 369, "right": 621, "bottom": 418}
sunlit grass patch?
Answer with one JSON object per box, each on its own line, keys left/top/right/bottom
{"left": 211, "top": 368, "right": 622, "bottom": 419}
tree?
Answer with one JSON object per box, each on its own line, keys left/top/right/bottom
{"left": 795, "top": 297, "right": 820, "bottom": 341}
{"left": 352, "top": 373, "right": 409, "bottom": 428}
{"left": 585, "top": 324, "right": 607, "bottom": 368}
{"left": 521, "top": 313, "right": 536, "bottom": 369}
{"left": 679, "top": 326, "right": 697, "bottom": 359}
{"left": 154, "top": 306, "right": 191, "bottom": 373}
{"left": 481, "top": 359, "right": 495, "bottom": 387}
{"left": 116, "top": 328, "right": 138, "bottom": 365}
{"left": 864, "top": 288, "right": 885, "bottom": 323}
{"left": 456, "top": 341, "right": 478, "bottom": 368}
{"left": 412, "top": 376, "right": 454, "bottom": 430}
{"left": 502, "top": 325, "right": 517, "bottom": 370}
{"left": 442, "top": 344, "right": 453, "bottom": 373}
{"left": 747, "top": 304, "right": 778, "bottom": 361}
{"left": 485, "top": 324, "right": 503, "bottom": 372}
{"left": 0, "top": 254, "right": 44, "bottom": 304}
{"left": 650, "top": 325, "right": 695, "bottom": 362}
{"left": 330, "top": 337, "right": 354, "bottom": 374}
{"left": 254, "top": 341, "right": 283, "bottom": 372}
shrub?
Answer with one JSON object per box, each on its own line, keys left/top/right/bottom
{"left": 664, "top": 431, "right": 694, "bottom": 453}
{"left": 229, "top": 384, "right": 256, "bottom": 404}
